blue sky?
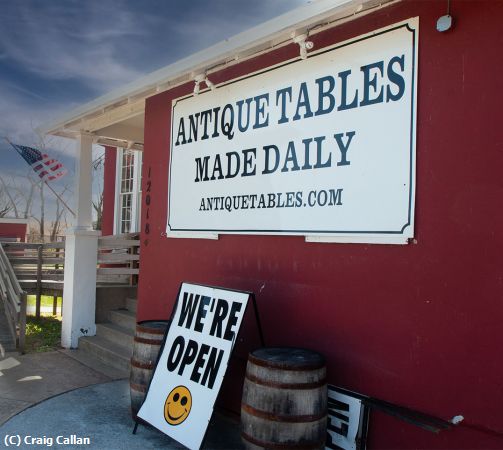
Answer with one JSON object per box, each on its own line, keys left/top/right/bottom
{"left": 0, "top": 0, "right": 307, "bottom": 221}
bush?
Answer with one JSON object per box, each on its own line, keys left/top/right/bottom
{"left": 25, "top": 316, "right": 61, "bottom": 352}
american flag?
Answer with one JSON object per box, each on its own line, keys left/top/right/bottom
{"left": 8, "top": 142, "right": 67, "bottom": 182}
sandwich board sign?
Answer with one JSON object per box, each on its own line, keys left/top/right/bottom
{"left": 137, "top": 283, "right": 250, "bottom": 449}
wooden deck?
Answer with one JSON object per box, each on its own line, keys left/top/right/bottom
{"left": 1, "top": 233, "right": 139, "bottom": 323}
{"left": 2, "top": 234, "right": 140, "bottom": 292}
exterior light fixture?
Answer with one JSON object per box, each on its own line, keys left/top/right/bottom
{"left": 193, "top": 74, "right": 216, "bottom": 95}
{"left": 292, "top": 33, "right": 314, "bottom": 60}
{"left": 205, "top": 77, "right": 215, "bottom": 91}
{"left": 436, "top": 14, "right": 453, "bottom": 32}
{"left": 193, "top": 74, "right": 205, "bottom": 95}
{"left": 437, "top": 0, "right": 454, "bottom": 32}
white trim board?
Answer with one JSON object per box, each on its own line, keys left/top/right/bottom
{"left": 0, "top": 218, "right": 30, "bottom": 225}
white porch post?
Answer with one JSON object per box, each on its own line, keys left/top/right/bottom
{"left": 61, "top": 132, "right": 100, "bottom": 348}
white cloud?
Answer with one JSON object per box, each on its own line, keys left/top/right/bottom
{"left": 0, "top": 83, "right": 75, "bottom": 157}
{"left": 0, "top": 0, "right": 310, "bottom": 149}
{"left": 0, "top": 0, "right": 311, "bottom": 227}
{"left": 166, "top": 0, "right": 310, "bottom": 58}
{"left": 0, "top": 1, "right": 144, "bottom": 91}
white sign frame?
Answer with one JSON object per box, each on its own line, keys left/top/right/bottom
{"left": 137, "top": 283, "right": 251, "bottom": 450}
{"left": 167, "top": 18, "right": 418, "bottom": 244}
{"left": 326, "top": 385, "right": 370, "bottom": 450}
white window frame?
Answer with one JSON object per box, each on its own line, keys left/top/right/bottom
{"left": 114, "top": 148, "right": 143, "bottom": 235}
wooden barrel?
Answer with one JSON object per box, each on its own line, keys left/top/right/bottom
{"left": 130, "top": 320, "right": 169, "bottom": 419}
{"left": 241, "top": 347, "right": 327, "bottom": 450}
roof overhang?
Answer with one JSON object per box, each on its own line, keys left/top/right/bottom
{"left": 0, "top": 218, "right": 30, "bottom": 225}
{"left": 37, "top": 0, "right": 399, "bottom": 151}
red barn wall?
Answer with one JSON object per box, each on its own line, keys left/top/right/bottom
{"left": 101, "top": 146, "right": 116, "bottom": 236}
{"left": 0, "top": 222, "right": 27, "bottom": 241}
{"left": 137, "top": 1, "right": 503, "bottom": 447}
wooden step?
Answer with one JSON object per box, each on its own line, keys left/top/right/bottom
{"left": 78, "top": 335, "right": 131, "bottom": 373}
{"left": 70, "top": 285, "right": 138, "bottom": 379}
{"left": 60, "top": 348, "right": 128, "bottom": 379}
{"left": 96, "top": 322, "right": 134, "bottom": 350}
{"left": 125, "top": 297, "right": 137, "bottom": 314}
{"left": 109, "top": 309, "right": 136, "bottom": 331}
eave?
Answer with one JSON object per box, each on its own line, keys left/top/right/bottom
{"left": 37, "top": 0, "right": 398, "bottom": 151}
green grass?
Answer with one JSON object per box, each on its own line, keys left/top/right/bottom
{"left": 27, "top": 295, "right": 62, "bottom": 309}
{"left": 25, "top": 316, "right": 62, "bottom": 353}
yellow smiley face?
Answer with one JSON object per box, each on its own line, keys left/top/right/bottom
{"left": 164, "top": 385, "right": 192, "bottom": 426}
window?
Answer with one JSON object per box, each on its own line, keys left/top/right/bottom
{"left": 115, "top": 149, "right": 142, "bottom": 234}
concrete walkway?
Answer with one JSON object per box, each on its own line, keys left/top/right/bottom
{"left": 0, "top": 351, "right": 243, "bottom": 449}
{"left": 0, "top": 351, "right": 110, "bottom": 425}
{"left": 0, "top": 380, "right": 242, "bottom": 449}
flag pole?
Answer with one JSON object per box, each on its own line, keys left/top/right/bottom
{"left": 43, "top": 180, "right": 76, "bottom": 218}
{"left": 3, "top": 136, "right": 76, "bottom": 218}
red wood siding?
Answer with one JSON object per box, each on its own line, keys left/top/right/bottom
{"left": 136, "top": 1, "right": 503, "bottom": 447}
{"left": 0, "top": 222, "right": 27, "bottom": 241}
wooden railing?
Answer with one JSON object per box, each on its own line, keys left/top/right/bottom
{"left": 0, "top": 234, "right": 139, "bottom": 335}
{"left": 97, "top": 233, "right": 140, "bottom": 285}
{"left": 0, "top": 243, "right": 27, "bottom": 353}
{"left": 2, "top": 242, "right": 65, "bottom": 317}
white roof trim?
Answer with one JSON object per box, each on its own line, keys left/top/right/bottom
{"left": 38, "top": 0, "right": 398, "bottom": 137}
{"left": 0, "top": 218, "right": 30, "bottom": 225}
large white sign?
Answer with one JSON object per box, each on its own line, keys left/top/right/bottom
{"left": 167, "top": 19, "right": 418, "bottom": 243}
{"left": 137, "top": 283, "right": 249, "bottom": 450}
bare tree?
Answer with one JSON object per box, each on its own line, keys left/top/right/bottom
{"left": 4, "top": 130, "right": 74, "bottom": 240}
{"left": 0, "top": 185, "right": 13, "bottom": 217}
{"left": 0, "top": 204, "right": 11, "bottom": 217}
{"left": 92, "top": 152, "right": 105, "bottom": 230}
{"left": 92, "top": 191, "right": 103, "bottom": 231}
{"left": 49, "top": 185, "right": 70, "bottom": 241}
{"left": 1, "top": 170, "right": 68, "bottom": 242}
{"left": 22, "top": 181, "right": 35, "bottom": 219}
{"left": 0, "top": 175, "right": 19, "bottom": 217}
{"left": 26, "top": 177, "right": 52, "bottom": 241}
{"left": 29, "top": 130, "right": 73, "bottom": 241}
{"left": 0, "top": 173, "right": 38, "bottom": 219}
